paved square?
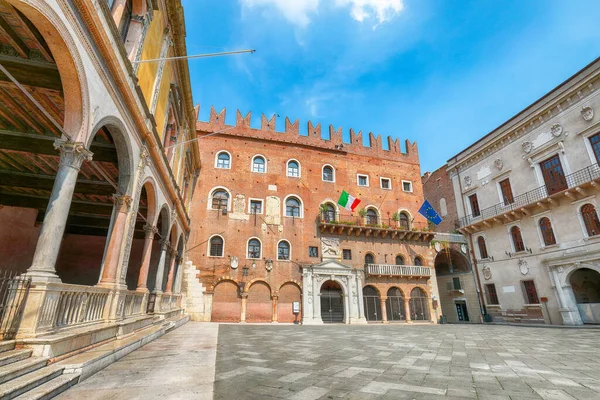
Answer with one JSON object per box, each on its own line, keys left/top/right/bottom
{"left": 215, "top": 324, "right": 600, "bottom": 399}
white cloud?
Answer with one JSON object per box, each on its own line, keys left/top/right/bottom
{"left": 240, "top": 0, "right": 404, "bottom": 27}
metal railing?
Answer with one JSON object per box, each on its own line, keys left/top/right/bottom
{"left": 458, "top": 162, "right": 600, "bottom": 228}
{"left": 319, "top": 212, "right": 432, "bottom": 231}
{"left": 0, "top": 270, "right": 31, "bottom": 340}
{"left": 365, "top": 264, "right": 432, "bottom": 277}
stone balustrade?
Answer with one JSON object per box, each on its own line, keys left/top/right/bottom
{"left": 122, "top": 291, "right": 145, "bottom": 318}
{"left": 159, "top": 294, "right": 181, "bottom": 313}
{"left": 364, "top": 264, "right": 432, "bottom": 277}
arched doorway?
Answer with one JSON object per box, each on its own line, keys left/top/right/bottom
{"left": 570, "top": 268, "right": 600, "bottom": 324}
{"left": 278, "top": 283, "right": 301, "bottom": 323}
{"left": 146, "top": 206, "right": 169, "bottom": 292}
{"left": 246, "top": 281, "right": 272, "bottom": 323}
{"left": 409, "top": 287, "right": 430, "bottom": 321}
{"left": 386, "top": 287, "right": 406, "bottom": 322}
{"left": 211, "top": 280, "right": 241, "bottom": 322}
{"left": 434, "top": 248, "right": 475, "bottom": 323}
{"left": 363, "top": 285, "right": 382, "bottom": 322}
{"left": 320, "top": 280, "right": 344, "bottom": 323}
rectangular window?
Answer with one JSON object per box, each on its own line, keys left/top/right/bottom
{"left": 540, "top": 154, "right": 567, "bottom": 195}
{"left": 380, "top": 178, "right": 391, "bottom": 190}
{"left": 485, "top": 284, "right": 499, "bottom": 305}
{"left": 309, "top": 246, "right": 318, "bottom": 258}
{"left": 522, "top": 280, "right": 540, "bottom": 304}
{"left": 499, "top": 178, "right": 514, "bottom": 205}
{"left": 402, "top": 181, "right": 413, "bottom": 192}
{"left": 342, "top": 249, "right": 352, "bottom": 260}
{"left": 357, "top": 174, "right": 369, "bottom": 187}
{"left": 249, "top": 199, "right": 263, "bottom": 214}
{"left": 452, "top": 277, "right": 462, "bottom": 290}
{"left": 469, "top": 193, "right": 480, "bottom": 217}
{"left": 590, "top": 132, "right": 600, "bottom": 164}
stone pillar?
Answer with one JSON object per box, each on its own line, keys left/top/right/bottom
{"left": 137, "top": 224, "right": 156, "bottom": 291}
{"left": 98, "top": 194, "right": 132, "bottom": 285}
{"left": 405, "top": 297, "right": 412, "bottom": 323}
{"left": 380, "top": 296, "right": 388, "bottom": 324}
{"left": 27, "top": 140, "right": 93, "bottom": 282}
{"left": 240, "top": 293, "right": 248, "bottom": 323}
{"left": 164, "top": 252, "right": 178, "bottom": 294}
{"left": 272, "top": 295, "right": 278, "bottom": 323}
{"left": 153, "top": 240, "right": 170, "bottom": 294}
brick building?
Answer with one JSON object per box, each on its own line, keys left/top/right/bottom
{"left": 187, "top": 107, "right": 441, "bottom": 324}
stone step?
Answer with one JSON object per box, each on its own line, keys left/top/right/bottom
{"left": 0, "top": 358, "right": 48, "bottom": 385}
{"left": 0, "top": 343, "right": 15, "bottom": 355}
{"left": 0, "top": 351, "right": 33, "bottom": 368}
{"left": 0, "top": 365, "right": 63, "bottom": 399}
{"left": 13, "top": 374, "right": 80, "bottom": 400}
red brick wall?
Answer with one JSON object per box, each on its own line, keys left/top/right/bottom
{"left": 246, "top": 281, "right": 272, "bottom": 322}
{"left": 278, "top": 282, "right": 301, "bottom": 322}
{"left": 212, "top": 280, "right": 241, "bottom": 322}
{"left": 0, "top": 206, "right": 40, "bottom": 273}
{"left": 422, "top": 165, "right": 458, "bottom": 233}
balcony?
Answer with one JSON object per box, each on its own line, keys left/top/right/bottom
{"left": 365, "top": 264, "right": 433, "bottom": 278}
{"left": 318, "top": 212, "right": 435, "bottom": 242}
{"left": 458, "top": 162, "right": 600, "bottom": 230}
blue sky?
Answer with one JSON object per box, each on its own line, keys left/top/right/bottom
{"left": 182, "top": 0, "right": 600, "bottom": 173}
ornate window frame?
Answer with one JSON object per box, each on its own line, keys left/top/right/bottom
{"left": 207, "top": 234, "right": 225, "bottom": 258}
{"left": 251, "top": 154, "right": 268, "bottom": 174}
{"left": 322, "top": 164, "right": 335, "bottom": 182}
{"left": 214, "top": 150, "right": 232, "bottom": 169}
{"left": 207, "top": 186, "right": 232, "bottom": 211}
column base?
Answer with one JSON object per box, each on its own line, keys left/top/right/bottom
{"left": 560, "top": 307, "right": 583, "bottom": 325}
{"left": 23, "top": 270, "right": 61, "bottom": 284}
{"left": 301, "top": 317, "right": 323, "bottom": 325}
{"left": 349, "top": 317, "right": 368, "bottom": 325}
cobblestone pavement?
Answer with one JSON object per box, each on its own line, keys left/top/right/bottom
{"left": 215, "top": 324, "right": 600, "bottom": 400}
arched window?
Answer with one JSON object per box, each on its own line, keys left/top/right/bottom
{"left": 366, "top": 208, "right": 378, "bottom": 225}
{"left": 409, "top": 287, "right": 430, "bottom": 321}
{"left": 399, "top": 212, "right": 410, "bottom": 230}
{"left": 477, "top": 236, "right": 488, "bottom": 259}
{"left": 285, "top": 197, "right": 301, "bottom": 217}
{"left": 323, "top": 165, "right": 334, "bottom": 182}
{"left": 511, "top": 226, "right": 525, "bottom": 252}
{"left": 582, "top": 204, "right": 600, "bottom": 237}
{"left": 216, "top": 152, "right": 230, "bottom": 169}
{"left": 414, "top": 256, "right": 423, "bottom": 266}
{"left": 252, "top": 156, "right": 266, "bottom": 173}
{"left": 539, "top": 217, "right": 557, "bottom": 246}
{"left": 323, "top": 203, "right": 336, "bottom": 222}
{"left": 287, "top": 160, "right": 300, "bottom": 177}
{"left": 395, "top": 255, "right": 405, "bottom": 265}
{"left": 209, "top": 236, "right": 224, "bottom": 257}
{"left": 211, "top": 189, "right": 229, "bottom": 210}
{"left": 247, "top": 239, "right": 261, "bottom": 259}
{"left": 364, "top": 253, "right": 375, "bottom": 265}
{"left": 278, "top": 241, "right": 290, "bottom": 260}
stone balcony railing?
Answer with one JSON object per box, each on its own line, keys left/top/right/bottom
{"left": 457, "top": 162, "right": 600, "bottom": 230}
{"left": 159, "top": 294, "right": 181, "bottom": 313}
{"left": 364, "top": 264, "right": 433, "bottom": 278}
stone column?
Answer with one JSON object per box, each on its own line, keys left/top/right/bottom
{"left": 272, "top": 295, "right": 278, "bottom": 323}
{"left": 164, "top": 252, "right": 178, "bottom": 294}
{"left": 380, "top": 296, "right": 388, "bottom": 324}
{"left": 136, "top": 224, "right": 157, "bottom": 291}
{"left": 98, "top": 194, "right": 133, "bottom": 285}
{"left": 27, "top": 140, "right": 93, "bottom": 282}
{"left": 405, "top": 297, "right": 412, "bottom": 323}
{"left": 153, "top": 240, "right": 170, "bottom": 293}
{"left": 240, "top": 293, "right": 248, "bottom": 323}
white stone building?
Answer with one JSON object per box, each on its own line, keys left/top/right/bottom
{"left": 448, "top": 57, "right": 600, "bottom": 325}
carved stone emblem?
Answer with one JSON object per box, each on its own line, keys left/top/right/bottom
{"left": 434, "top": 242, "right": 442, "bottom": 252}
{"left": 482, "top": 265, "right": 492, "bottom": 280}
{"left": 550, "top": 124, "right": 563, "bottom": 137}
{"left": 321, "top": 237, "right": 341, "bottom": 259}
{"left": 460, "top": 244, "right": 468, "bottom": 254}
{"left": 230, "top": 256, "right": 238, "bottom": 269}
{"left": 522, "top": 141, "right": 533, "bottom": 154}
{"left": 463, "top": 176, "right": 472, "bottom": 188}
{"left": 518, "top": 258, "right": 529, "bottom": 275}
{"left": 581, "top": 106, "right": 594, "bottom": 122}
{"left": 494, "top": 158, "right": 503, "bottom": 171}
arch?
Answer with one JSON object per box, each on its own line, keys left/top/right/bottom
{"left": 398, "top": 210, "right": 411, "bottom": 230}
{"left": 286, "top": 159, "right": 301, "bottom": 178}
{"left": 284, "top": 195, "right": 303, "bottom": 218}
{"left": 145, "top": 206, "right": 170, "bottom": 292}
{"left": 510, "top": 225, "right": 525, "bottom": 252}
{"left": 211, "top": 279, "right": 241, "bottom": 322}
{"left": 277, "top": 282, "right": 302, "bottom": 323}
{"left": 277, "top": 239, "right": 291, "bottom": 261}
{"left": 363, "top": 285, "right": 382, "bottom": 322}
{"left": 207, "top": 186, "right": 231, "bottom": 211}
{"left": 322, "top": 164, "right": 335, "bottom": 182}
{"left": 409, "top": 287, "right": 430, "bottom": 321}
{"left": 414, "top": 256, "right": 424, "bottom": 266}
{"left": 364, "top": 252, "right": 375, "bottom": 265}
{"left": 477, "top": 236, "right": 488, "bottom": 259}
{"left": 320, "top": 280, "right": 344, "bottom": 323}
{"left": 539, "top": 217, "right": 557, "bottom": 246}
{"left": 140, "top": 177, "right": 158, "bottom": 225}
{"left": 365, "top": 206, "right": 379, "bottom": 225}
{"left": 395, "top": 254, "right": 405, "bottom": 265}
{"left": 251, "top": 154, "right": 267, "bottom": 173}
{"left": 156, "top": 204, "right": 171, "bottom": 238}
{"left": 570, "top": 268, "right": 600, "bottom": 304}
{"left": 581, "top": 204, "right": 600, "bottom": 237}
{"left": 320, "top": 200, "right": 338, "bottom": 222}
{"left": 215, "top": 150, "right": 231, "bottom": 169}
{"left": 386, "top": 286, "right": 406, "bottom": 322}
{"left": 247, "top": 237, "right": 262, "bottom": 259}
{"left": 208, "top": 234, "right": 225, "bottom": 257}
{"left": 246, "top": 281, "right": 272, "bottom": 322}
{"left": 434, "top": 248, "right": 471, "bottom": 276}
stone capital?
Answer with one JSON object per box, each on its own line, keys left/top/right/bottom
{"left": 143, "top": 224, "right": 157, "bottom": 239}
{"left": 169, "top": 249, "right": 178, "bottom": 258}
{"left": 160, "top": 239, "right": 170, "bottom": 251}
{"left": 112, "top": 194, "right": 133, "bottom": 213}
{"left": 54, "top": 140, "right": 93, "bottom": 170}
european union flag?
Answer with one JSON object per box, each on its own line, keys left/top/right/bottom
{"left": 418, "top": 200, "right": 442, "bottom": 225}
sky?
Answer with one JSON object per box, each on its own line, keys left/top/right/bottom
{"left": 182, "top": 0, "right": 600, "bottom": 173}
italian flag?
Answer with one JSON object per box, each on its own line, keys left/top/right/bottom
{"left": 338, "top": 190, "right": 361, "bottom": 212}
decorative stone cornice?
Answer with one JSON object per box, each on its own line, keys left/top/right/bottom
{"left": 54, "top": 140, "right": 93, "bottom": 170}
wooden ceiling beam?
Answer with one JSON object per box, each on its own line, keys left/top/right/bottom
{"left": 0, "top": 191, "right": 114, "bottom": 215}
{"left": 0, "top": 14, "right": 30, "bottom": 58}
{"left": 11, "top": 8, "right": 54, "bottom": 62}
{"left": 0, "top": 55, "right": 61, "bottom": 91}
{"left": 0, "top": 169, "right": 114, "bottom": 195}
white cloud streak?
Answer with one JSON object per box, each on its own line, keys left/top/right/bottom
{"left": 240, "top": 0, "right": 404, "bottom": 27}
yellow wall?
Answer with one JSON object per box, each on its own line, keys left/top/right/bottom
{"left": 137, "top": 10, "right": 165, "bottom": 104}
{"left": 154, "top": 61, "right": 173, "bottom": 139}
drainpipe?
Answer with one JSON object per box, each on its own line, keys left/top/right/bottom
{"left": 455, "top": 165, "right": 487, "bottom": 320}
